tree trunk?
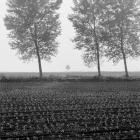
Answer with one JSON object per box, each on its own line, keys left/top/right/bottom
{"left": 120, "top": 26, "right": 129, "bottom": 78}
{"left": 34, "top": 40, "right": 43, "bottom": 78}
{"left": 119, "top": 10, "right": 129, "bottom": 78}
{"left": 94, "top": 29, "right": 101, "bottom": 77}
{"left": 96, "top": 42, "right": 101, "bottom": 77}
{"left": 93, "top": 18, "right": 101, "bottom": 77}
{"left": 89, "top": 3, "right": 101, "bottom": 78}
{"left": 34, "top": 23, "right": 43, "bottom": 78}
{"left": 123, "top": 55, "right": 129, "bottom": 78}
{"left": 121, "top": 45, "right": 129, "bottom": 78}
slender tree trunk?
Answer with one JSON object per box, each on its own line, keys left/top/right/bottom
{"left": 89, "top": 3, "right": 101, "bottom": 78}
{"left": 123, "top": 54, "right": 129, "bottom": 78}
{"left": 94, "top": 29, "right": 101, "bottom": 77}
{"left": 96, "top": 42, "right": 101, "bottom": 77}
{"left": 34, "top": 40, "right": 43, "bottom": 78}
{"left": 93, "top": 16, "right": 101, "bottom": 77}
{"left": 119, "top": 8, "right": 129, "bottom": 78}
{"left": 121, "top": 44, "right": 129, "bottom": 78}
{"left": 34, "top": 23, "right": 43, "bottom": 78}
{"left": 120, "top": 26, "right": 129, "bottom": 78}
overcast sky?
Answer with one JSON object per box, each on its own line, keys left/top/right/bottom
{"left": 0, "top": 0, "right": 140, "bottom": 72}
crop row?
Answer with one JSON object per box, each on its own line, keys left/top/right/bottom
{"left": 0, "top": 82, "right": 140, "bottom": 139}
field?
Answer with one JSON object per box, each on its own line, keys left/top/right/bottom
{"left": 0, "top": 81, "right": 140, "bottom": 139}
{"left": 0, "top": 71, "right": 140, "bottom": 79}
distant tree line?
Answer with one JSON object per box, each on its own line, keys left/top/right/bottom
{"left": 4, "top": 0, "right": 140, "bottom": 78}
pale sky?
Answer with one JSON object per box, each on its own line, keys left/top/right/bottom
{"left": 0, "top": 0, "right": 140, "bottom": 72}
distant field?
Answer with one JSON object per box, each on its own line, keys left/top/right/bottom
{"left": 0, "top": 71, "right": 140, "bottom": 78}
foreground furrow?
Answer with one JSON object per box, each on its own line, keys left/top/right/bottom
{"left": 0, "top": 81, "right": 140, "bottom": 139}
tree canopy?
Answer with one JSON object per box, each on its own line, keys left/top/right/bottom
{"left": 5, "top": 0, "right": 62, "bottom": 78}
{"left": 69, "top": 0, "right": 140, "bottom": 77}
{"left": 101, "top": 0, "right": 140, "bottom": 77}
{"left": 69, "top": 0, "right": 107, "bottom": 77}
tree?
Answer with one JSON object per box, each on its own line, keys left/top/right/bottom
{"left": 69, "top": 0, "right": 106, "bottom": 77}
{"left": 4, "top": 0, "right": 62, "bottom": 78}
{"left": 66, "top": 65, "right": 71, "bottom": 71}
{"left": 101, "top": 0, "right": 140, "bottom": 78}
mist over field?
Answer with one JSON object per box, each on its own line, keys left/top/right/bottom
{"left": 0, "top": 71, "right": 140, "bottom": 79}
{"left": 1, "top": 0, "right": 140, "bottom": 139}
